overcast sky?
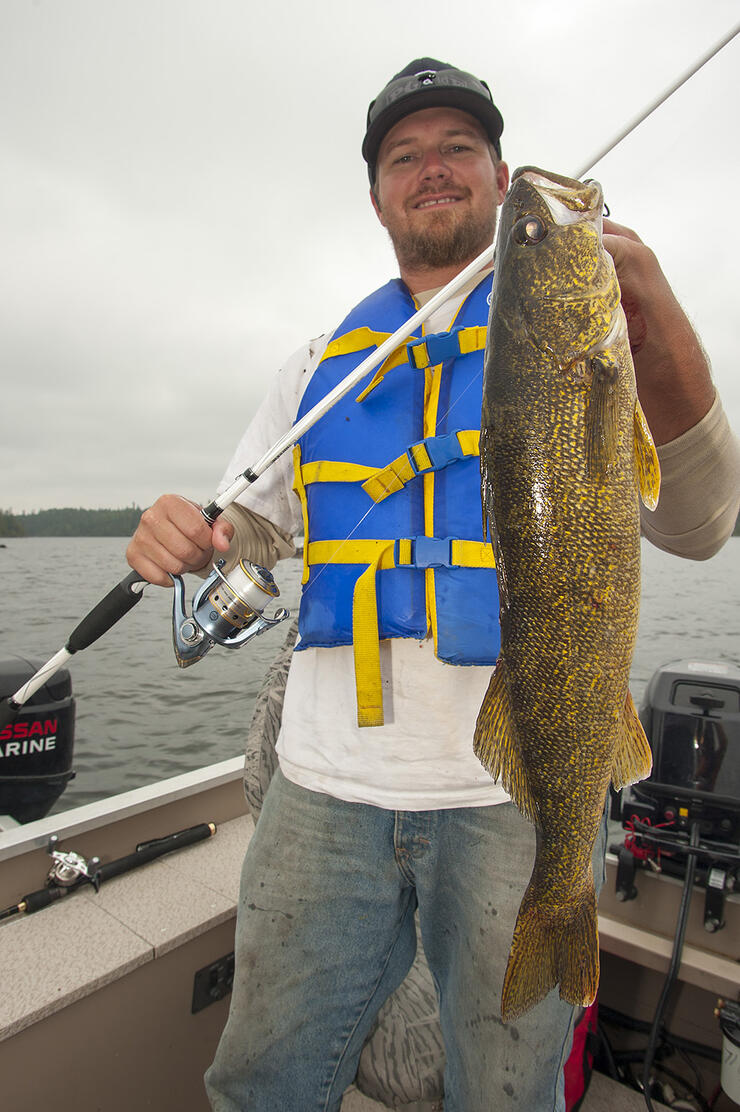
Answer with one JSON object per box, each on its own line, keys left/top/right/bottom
{"left": 2, "top": 1, "right": 738, "bottom": 514}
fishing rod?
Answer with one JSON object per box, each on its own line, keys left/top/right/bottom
{"left": 0, "top": 821, "right": 216, "bottom": 922}
{"left": 1, "top": 21, "right": 737, "bottom": 732}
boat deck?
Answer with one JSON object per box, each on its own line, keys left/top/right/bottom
{"left": 0, "top": 760, "right": 734, "bottom": 1111}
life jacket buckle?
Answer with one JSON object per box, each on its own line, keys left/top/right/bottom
{"left": 396, "top": 536, "right": 453, "bottom": 569}
{"left": 406, "top": 430, "right": 466, "bottom": 476}
{"left": 406, "top": 326, "right": 465, "bottom": 370}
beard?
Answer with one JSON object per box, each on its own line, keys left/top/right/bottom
{"left": 383, "top": 196, "right": 498, "bottom": 273}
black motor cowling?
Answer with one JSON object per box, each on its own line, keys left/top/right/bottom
{"left": 0, "top": 655, "right": 76, "bottom": 824}
{"left": 633, "top": 658, "right": 740, "bottom": 845}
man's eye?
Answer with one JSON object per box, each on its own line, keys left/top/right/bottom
{"left": 394, "top": 154, "right": 415, "bottom": 165}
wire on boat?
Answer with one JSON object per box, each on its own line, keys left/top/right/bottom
{"left": 640, "top": 822, "right": 701, "bottom": 1112}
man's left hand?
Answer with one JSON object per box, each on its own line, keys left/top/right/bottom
{"left": 602, "top": 217, "right": 715, "bottom": 445}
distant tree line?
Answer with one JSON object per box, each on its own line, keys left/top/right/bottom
{"left": 2, "top": 505, "right": 739, "bottom": 538}
{"left": 0, "top": 506, "right": 144, "bottom": 537}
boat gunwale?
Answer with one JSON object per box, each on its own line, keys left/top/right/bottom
{"left": 0, "top": 755, "right": 245, "bottom": 863}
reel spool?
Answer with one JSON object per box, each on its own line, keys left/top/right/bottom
{"left": 170, "top": 559, "right": 290, "bottom": 667}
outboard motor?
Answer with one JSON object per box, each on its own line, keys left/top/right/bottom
{"left": 0, "top": 655, "right": 76, "bottom": 824}
{"left": 613, "top": 659, "right": 740, "bottom": 924}
{"left": 634, "top": 658, "right": 740, "bottom": 845}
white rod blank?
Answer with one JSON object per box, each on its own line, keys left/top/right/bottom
{"left": 11, "top": 648, "right": 73, "bottom": 707}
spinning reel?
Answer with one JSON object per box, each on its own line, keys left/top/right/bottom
{"left": 170, "top": 559, "right": 291, "bottom": 667}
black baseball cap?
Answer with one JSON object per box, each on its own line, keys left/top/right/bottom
{"left": 362, "top": 58, "right": 504, "bottom": 184}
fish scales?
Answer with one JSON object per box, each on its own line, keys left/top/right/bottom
{"left": 474, "top": 167, "right": 660, "bottom": 1022}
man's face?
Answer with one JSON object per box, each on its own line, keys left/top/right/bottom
{"left": 371, "top": 106, "right": 509, "bottom": 275}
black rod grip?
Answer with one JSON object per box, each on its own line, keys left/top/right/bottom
{"left": 96, "top": 822, "right": 215, "bottom": 882}
{"left": 22, "top": 886, "right": 72, "bottom": 914}
{"left": 66, "top": 570, "right": 147, "bottom": 654}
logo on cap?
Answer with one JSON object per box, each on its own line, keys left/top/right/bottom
{"left": 415, "top": 70, "right": 437, "bottom": 86}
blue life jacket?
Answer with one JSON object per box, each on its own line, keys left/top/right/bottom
{"left": 292, "top": 274, "right": 500, "bottom": 726}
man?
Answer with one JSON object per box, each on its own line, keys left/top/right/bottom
{"left": 127, "top": 60, "right": 740, "bottom": 1111}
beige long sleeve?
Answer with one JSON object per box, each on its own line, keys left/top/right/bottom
{"left": 640, "top": 393, "right": 740, "bottom": 560}
{"left": 195, "top": 504, "right": 296, "bottom": 578}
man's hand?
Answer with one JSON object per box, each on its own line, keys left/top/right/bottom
{"left": 602, "top": 218, "right": 715, "bottom": 445}
{"left": 126, "top": 494, "right": 234, "bottom": 586}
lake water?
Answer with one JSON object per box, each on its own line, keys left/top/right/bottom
{"left": 0, "top": 536, "right": 738, "bottom": 816}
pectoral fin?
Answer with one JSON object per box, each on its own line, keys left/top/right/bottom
{"left": 585, "top": 356, "right": 620, "bottom": 477}
{"left": 634, "top": 400, "right": 661, "bottom": 510}
{"left": 473, "top": 660, "right": 539, "bottom": 822}
{"left": 611, "top": 689, "right": 653, "bottom": 790}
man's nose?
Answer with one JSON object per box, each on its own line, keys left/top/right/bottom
{"left": 419, "top": 149, "right": 451, "bottom": 181}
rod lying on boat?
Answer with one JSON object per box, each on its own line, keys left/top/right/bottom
{"left": 0, "top": 25, "right": 735, "bottom": 728}
{"left": 0, "top": 822, "right": 216, "bottom": 922}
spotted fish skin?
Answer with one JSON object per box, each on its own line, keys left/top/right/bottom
{"left": 473, "top": 167, "right": 660, "bottom": 1022}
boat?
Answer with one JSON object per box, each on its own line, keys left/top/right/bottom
{"left": 0, "top": 653, "right": 738, "bottom": 1111}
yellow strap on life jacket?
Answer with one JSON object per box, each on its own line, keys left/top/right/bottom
{"left": 321, "top": 327, "right": 392, "bottom": 361}
{"left": 300, "top": 460, "right": 378, "bottom": 485}
{"left": 354, "top": 341, "right": 420, "bottom": 403}
{"left": 292, "top": 444, "right": 311, "bottom": 586}
{"left": 407, "top": 325, "right": 488, "bottom": 370}
{"left": 362, "top": 429, "right": 481, "bottom": 503}
{"left": 305, "top": 536, "right": 495, "bottom": 727}
{"left": 458, "top": 324, "right": 488, "bottom": 356}
{"left": 319, "top": 325, "right": 424, "bottom": 406}
{"left": 356, "top": 324, "right": 488, "bottom": 402}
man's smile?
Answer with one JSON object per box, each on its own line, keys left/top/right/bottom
{"left": 414, "top": 195, "right": 462, "bottom": 209}
{"left": 410, "top": 191, "right": 469, "bottom": 213}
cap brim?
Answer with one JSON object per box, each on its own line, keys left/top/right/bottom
{"left": 363, "top": 87, "right": 503, "bottom": 170}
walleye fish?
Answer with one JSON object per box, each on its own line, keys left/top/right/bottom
{"left": 473, "top": 167, "right": 660, "bottom": 1022}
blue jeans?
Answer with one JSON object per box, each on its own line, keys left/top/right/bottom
{"left": 205, "top": 769, "right": 607, "bottom": 1111}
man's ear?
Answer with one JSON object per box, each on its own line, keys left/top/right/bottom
{"left": 369, "top": 186, "right": 386, "bottom": 228}
{"left": 496, "top": 160, "right": 510, "bottom": 204}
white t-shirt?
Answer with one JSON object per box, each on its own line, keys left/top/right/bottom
{"left": 218, "top": 275, "right": 740, "bottom": 811}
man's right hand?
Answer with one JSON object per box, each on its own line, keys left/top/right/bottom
{"left": 126, "top": 494, "right": 235, "bottom": 586}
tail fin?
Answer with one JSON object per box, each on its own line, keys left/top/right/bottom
{"left": 501, "top": 880, "right": 599, "bottom": 1022}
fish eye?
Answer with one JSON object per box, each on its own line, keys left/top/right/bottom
{"left": 512, "top": 215, "right": 548, "bottom": 246}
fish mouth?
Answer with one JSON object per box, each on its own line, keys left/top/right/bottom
{"left": 512, "top": 167, "right": 603, "bottom": 226}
